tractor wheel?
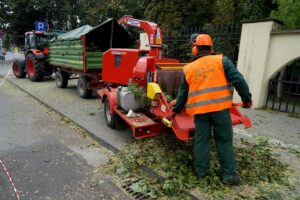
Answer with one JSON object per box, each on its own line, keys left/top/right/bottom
{"left": 55, "top": 71, "right": 69, "bottom": 88}
{"left": 12, "top": 59, "right": 26, "bottom": 78}
{"left": 26, "top": 53, "right": 44, "bottom": 82}
{"left": 77, "top": 75, "right": 93, "bottom": 98}
{"left": 104, "top": 97, "right": 116, "bottom": 128}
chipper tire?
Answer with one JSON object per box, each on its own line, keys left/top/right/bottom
{"left": 77, "top": 75, "right": 93, "bottom": 98}
{"left": 104, "top": 98, "right": 116, "bottom": 128}
{"left": 26, "top": 53, "right": 44, "bottom": 82}
{"left": 55, "top": 71, "right": 69, "bottom": 88}
{"left": 12, "top": 59, "right": 26, "bottom": 78}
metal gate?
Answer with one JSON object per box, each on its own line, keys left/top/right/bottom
{"left": 266, "top": 60, "right": 300, "bottom": 113}
{"left": 163, "top": 24, "right": 241, "bottom": 63}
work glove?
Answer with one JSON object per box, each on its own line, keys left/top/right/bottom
{"left": 242, "top": 98, "right": 252, "bottom": 109}
{"left": 166, "top": 111, "right": 176, "bottom": 121}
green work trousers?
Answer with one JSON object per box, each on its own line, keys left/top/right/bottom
{"left": 193, "top": 109, "right": 236, "bottom": 179}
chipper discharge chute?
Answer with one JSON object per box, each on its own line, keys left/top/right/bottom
{"left": 98, "top": 16, "right": 251, "bottom": 141}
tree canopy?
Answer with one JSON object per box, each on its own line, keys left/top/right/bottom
{"left": 144, "top": 0, "right": 215, "bottom": 35}
{"left": 270, "top": 0, "right": 300, "bottom": 29}
{"left": 212, "top": 0, "right": 276, "bottom": 24}
{"left": 0, "top": 0, "right": 298, "bottom": 36}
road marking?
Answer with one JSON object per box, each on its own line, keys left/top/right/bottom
{"left": 0, "top": 67, "right": 12, "bottom": 87}
{"left": 0, "top": 159, "right": 20, "bottom": 200}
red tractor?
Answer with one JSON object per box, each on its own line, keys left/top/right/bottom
{"left": 12, "top": 31, "right": 52, "bottom": 81}
{"left": 98, "top": 16, "right": 252, "bottom": 141}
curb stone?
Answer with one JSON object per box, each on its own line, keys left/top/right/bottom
{"left": 233, "top": 127, "right": 300, "bottom": 150}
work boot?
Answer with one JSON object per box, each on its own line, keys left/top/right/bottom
{"left": 221, "top": 175, "right": 241, "bottom": 185}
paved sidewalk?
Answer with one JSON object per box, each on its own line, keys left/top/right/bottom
{"left": 235, "top": 107, "right": 300, "bottom": 147}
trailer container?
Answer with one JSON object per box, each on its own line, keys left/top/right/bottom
{"left": 48, "top": 19, "right": 135, "bottom": 98}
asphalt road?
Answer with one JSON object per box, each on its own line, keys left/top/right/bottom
{"left": 0, "top": 76, "right": 130, "bottom": 199}
{"left": 0, "top": 60, "right": 132, "bottom": 151}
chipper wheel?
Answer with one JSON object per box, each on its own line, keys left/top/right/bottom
{"left": 55, "top": 70, "right": 69, "bottom": 88}
{"left": 77, "top": 75, "right": 93, "bottom": 98}
{"left": 26, "top": 53, "right": 44, "bottom": 82}
{"left": 12, "top": 59, "right": 27, "bottom": 78}
{"left": 104, "top": 97, "right": 116, "bottom": 128}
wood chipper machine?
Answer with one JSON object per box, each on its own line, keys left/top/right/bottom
{"left": 98, "top": 16, "right": 251, "bottom": 141}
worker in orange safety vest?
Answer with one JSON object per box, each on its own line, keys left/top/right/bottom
{"left": 168, "top": 34, "right": 252, "bottom": 185}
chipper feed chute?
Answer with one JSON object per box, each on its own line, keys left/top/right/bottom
{"left": 148, "top": 63, "right": 251, "bottom": 141}
{"left": 169, "top": 105, "right": 252, "bottom": 141}
{"left": 146, "top": 81, "right": 252, "bottom": 141}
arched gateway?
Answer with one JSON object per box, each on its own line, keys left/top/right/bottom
{"left": 234, "top": 20, "right": 300, "bottom": 110}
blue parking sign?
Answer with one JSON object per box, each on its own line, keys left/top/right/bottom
{"left": 35, "top": 21, "right": 47, "bottom": 32}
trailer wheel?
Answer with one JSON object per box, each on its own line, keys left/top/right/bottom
{"left": 26, "top": 53, "right": 44, "bottom": 82}
{"left": 104, "top": 98, "right": 116, "bottom": 128}
{"left": 55, "top": 71, "right": 69, "bottom": 88}
{"left": 12, "top": 59, "right": 26, "bottom": 78}
{"left": 77, "top": 75, "right": 93, "bottom": 98}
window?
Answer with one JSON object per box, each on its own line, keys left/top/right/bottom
{"left": 115, "top": 55, "right": 122, "bottom": 67}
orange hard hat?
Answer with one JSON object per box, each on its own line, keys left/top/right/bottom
{"left": 192, "top": 34, "right": 213, "bottom": 56}
{"left": 193, "top": 34, "right": 213, "bottom": 46}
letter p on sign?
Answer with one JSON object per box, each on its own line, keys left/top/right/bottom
{"left": 35, "top": 21, "right": 47, "bottom": 32}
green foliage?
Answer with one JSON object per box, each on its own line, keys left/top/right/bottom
{"left": 2, "top": 33, "right": 11, "bottom": 49}
{"left": 2, "top": 0, "right": 298, "bottom": 46}
{"left": 4, "top": 0, "right": 147, "bottom": 31}
{"left": 79, "top": 0, "right": 147, "bottom": 26}
{"left": 271, "top": 0, "right": 300, "bottom": 29}
{"left": 164, "top": 93, "right": 174, "bottom": 103}
{"left": 287, "top": 112, "right": 300, "bottom": 119}
{"left": 99, "top": 134, "right": 290, "bottom": 198}
{"left": 0, "top": 0, "right": 10, "bottom": 29}
{"left": 0, "top": 0, "right": 83, "bottom": 35}
{"left": 212, "top": 0, "right": 276, "bottom": 24}
{"left": 62, "top": 0, "right": 84, "bottom": 30}
{"left": 31, "top": 0, "right": 70, "bottom": 30}
{"left": 235, "top": 140, "right": 287, "bottom": 184}
{"left": 80, "top": 0, "right": 127, "bottom": 25}
{"left": 211, "top": 0, "right": 235, "bottom": 25}
{"left": 128, "top": 82, "right": 150, "bottom": 105}
{"left": 3, "top": 0, "right": 44, "bottom": 34}
{"left": 234, "top": 0, "right": 276, "bottom": 22}
{"left": 77, "top": 0, "right": 104, "bottom": 26}
{"left": 144, "top": 0, "right": 215, "bottom": 35}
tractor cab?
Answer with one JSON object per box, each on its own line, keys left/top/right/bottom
{"left": 25, "top": 31, "right": 48, "bottom": 51}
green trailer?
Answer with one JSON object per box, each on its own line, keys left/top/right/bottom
{"left": 48, "top": 19, "right": 134, "bottom": 98}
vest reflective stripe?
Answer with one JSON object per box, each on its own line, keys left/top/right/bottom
{"left": 186, "top": 95, "right": 232, "bottom": 108}
{"left": 188, "top": 84, "right": 230, "bottom": 97}
{"left": 183, "top": 54, "right": 232, "bottom": 115}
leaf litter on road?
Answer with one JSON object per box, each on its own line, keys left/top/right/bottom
{"left": 96, "top": 133, "right": 300, "bottom": 199}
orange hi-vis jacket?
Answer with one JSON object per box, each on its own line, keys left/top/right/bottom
{"left": 183, "top": 54, "right": 232, "bottom": 115}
